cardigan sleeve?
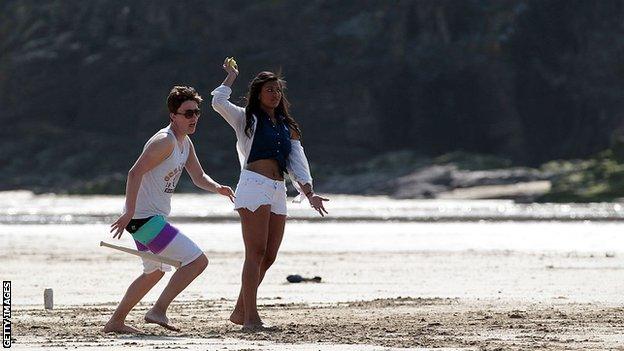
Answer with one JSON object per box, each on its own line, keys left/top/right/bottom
{"left": 286, "top": 139, "right": 313, "bottom": 203}
{"left": 211, "top": 84, "right": 246, "bottom": 133}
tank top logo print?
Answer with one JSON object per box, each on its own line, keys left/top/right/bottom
{"left": 164, "top": 162, "right": 185, "bottom": 193}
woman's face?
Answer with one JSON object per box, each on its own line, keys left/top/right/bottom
{"left": 258, "top": 80, "right": 282, "bottom": 111}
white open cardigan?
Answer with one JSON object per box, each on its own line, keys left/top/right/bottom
{"left": 211, "top": 84, "right": 313, "bottom": 202}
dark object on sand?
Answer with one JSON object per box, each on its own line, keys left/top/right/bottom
{"left": 286, "top": 275, "right": 322, "bottom": 283}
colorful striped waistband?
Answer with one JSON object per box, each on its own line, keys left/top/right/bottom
{"left": 131, "top": 215, "right": 178, "bottom": 254}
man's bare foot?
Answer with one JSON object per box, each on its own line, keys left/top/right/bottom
{"left": 229, "top": 309, "right": 244, "bottom": 325}
{"left": 102, "top": 320, "right": 143, "bottom": 334}
{"left": 144, "top": 308, "right": 180, "bottom": 332}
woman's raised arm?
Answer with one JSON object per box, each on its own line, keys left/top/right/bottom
{"left": 211, "top": 57, "right": 245, "bottom": 132}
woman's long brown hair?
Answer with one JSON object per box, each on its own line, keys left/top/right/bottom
{"left": 244, "top": 71, "right": 302, "bottom": 138}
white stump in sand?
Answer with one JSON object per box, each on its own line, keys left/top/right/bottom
{"left": 44, "top": 288, "right": 53, "bottom": 310}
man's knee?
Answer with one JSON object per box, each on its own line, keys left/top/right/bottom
{"left": 193, "top": 253, "right": 208, "bottom": 273}
{"left": 143, "top": 269, "right": 166, "bottom": 281}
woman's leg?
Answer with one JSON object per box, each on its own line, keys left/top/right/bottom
{"left": 262, "top": 212, "right": 287, "bottom": 274}
{"left": 237, "top": 205, "right": 272, "bottom": 326}
{"left": 230, "top": 212, "right": 286, "bottom": 324}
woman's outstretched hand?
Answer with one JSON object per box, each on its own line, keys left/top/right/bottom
{"left": 308, "top": 194, "right": 329, "bottom": 217}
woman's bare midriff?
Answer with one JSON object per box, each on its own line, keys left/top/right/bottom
{"left": 245, "top": 159, "right": 284, "bottom": 180}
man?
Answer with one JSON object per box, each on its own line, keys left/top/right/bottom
{"left": 103, "top": 86, "right": 234, "bottom": 333}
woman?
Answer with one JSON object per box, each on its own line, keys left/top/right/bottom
{"left": 211, "top": 58, "right": 329, "bottom": 330}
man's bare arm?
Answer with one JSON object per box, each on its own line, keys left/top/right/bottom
{"left": 110, "top": 134, "right": 174, "bottom": 238}
{"left": 185, "top": 140, "right": 235, "bottom": 202}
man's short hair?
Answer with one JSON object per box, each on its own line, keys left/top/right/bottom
{"left": 167, "top": 86, "right": 203, "bottom": 113}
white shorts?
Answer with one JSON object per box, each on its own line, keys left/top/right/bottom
{"left": 139, "top": 232, "right": 204, "bottom": 274}
{"left": 234, "top": 169, "right": 288, "bottom": 215}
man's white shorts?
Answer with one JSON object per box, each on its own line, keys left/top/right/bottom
{"left": 139, "top": 232, "right": 204, "bottom": 274}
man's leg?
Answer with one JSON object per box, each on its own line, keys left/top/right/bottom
{"left": 145, "top": 253, "right": 208, "bottom": 331}
{"left": 103, "top": 270, "right": 165, "bottom": 333}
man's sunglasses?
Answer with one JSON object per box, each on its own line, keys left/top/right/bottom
{"left": 175, "top": 109, "right": 201, "bottom": 119}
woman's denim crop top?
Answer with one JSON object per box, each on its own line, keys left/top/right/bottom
{"left": 247, "top": 109, "right": 292, "bottom": 174}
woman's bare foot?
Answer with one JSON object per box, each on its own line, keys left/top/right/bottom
{"left": 229, "top": 309, "right": 244, "bottom": 325}
{"left": 102, "top": 320, "right": 143, "bottom": 334}
{"left": 144, "top": 308, "right": 180, "bottom": 332}
{"left": 242, "top": 320, "right": 277, "bottom": 332}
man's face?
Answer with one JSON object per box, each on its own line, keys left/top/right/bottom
{"left": 170, "top": 100, "right": 200, "bottom": 135}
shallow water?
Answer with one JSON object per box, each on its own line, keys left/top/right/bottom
{"left": 2, "top": 191, "right": 624, "bottom": 307}
{"left": 3, "top": 191, "right": 624, "bottom": 223}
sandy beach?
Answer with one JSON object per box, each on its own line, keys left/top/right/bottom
{"left": 7, "top": 237, "right": 624, "bottom": 350}
{"left": 3, "top": 194, "right": 624, "bottom": 349}
{"left": 12, "top": 293, "right": 624, "bottom": 350}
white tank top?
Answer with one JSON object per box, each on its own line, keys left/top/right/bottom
{"left": 132, "top": 125, "right": 190, "bottom": 218}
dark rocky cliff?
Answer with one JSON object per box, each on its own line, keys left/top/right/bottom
{"left": 2, "top": 0, "right": 624, "bottom": 194}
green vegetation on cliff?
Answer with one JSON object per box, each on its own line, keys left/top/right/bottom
{"left": 540, "top": 150, "right": 624, "bottom": 202}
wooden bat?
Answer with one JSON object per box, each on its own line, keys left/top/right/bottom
{"left": 100, "top": 241, "right": 181, "bottom": 268}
